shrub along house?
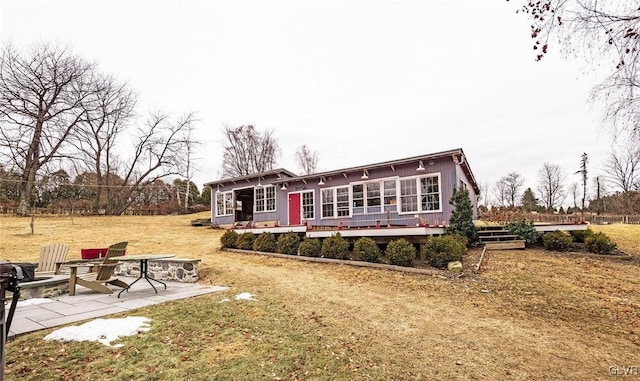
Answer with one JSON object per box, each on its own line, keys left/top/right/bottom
{"left": 205, "top": 148, "right": 480, "bottom": 242}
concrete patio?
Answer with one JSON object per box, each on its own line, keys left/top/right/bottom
{"left": 7, "top": 277, "right": 229, "bottom": 337}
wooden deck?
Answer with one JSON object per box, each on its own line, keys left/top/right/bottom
{"left": 230, "top": 221, "right": 590, "bottom": 245}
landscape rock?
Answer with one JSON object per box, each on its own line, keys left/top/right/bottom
{"left": 447, "top": 261, "right": 463, "bottom": 273}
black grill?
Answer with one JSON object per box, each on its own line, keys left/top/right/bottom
{"left": 1, "top": 260, "right": 27, "bottom": 381}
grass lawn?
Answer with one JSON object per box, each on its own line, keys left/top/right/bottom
{"left": 1, "top": 213, "right": 639, "bottom": 380}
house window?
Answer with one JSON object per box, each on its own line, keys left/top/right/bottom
{"left": 366, "top": 182, "right": 380, "bottom": 206}
{"left": 255, "top": 185, "right": 276, "bottom": 213}
{"left": 336, "top": 187, "right": 350, "bottom": 216}
{"left": 421, "top": 176, "right": 440, "bottom": 211}
{"left": 400, "top": 174, "right": 441, "bottom": 213}
{"left": 384, "top": 180, "right": 397, "bottom": 208}
{"left": 400, "top": 179, "right": 418, "bottom": 213}
{"left": 215, "top": 191, "right": 233, "bottom": 216}
{"left": 322, "top": 186, "right": 350, "bottom": 218}
{"left": 266, "top": 186, "right": 276, "bottom": 211}
{"left": 352, "top": 184, "right": 364, "bottom": 208}
{"left": 353, "top": 182, "right": 383, "bottom": 214}
{"left": 302, "top": 191, "right": 314, "bottom": 219}
{"left": 322, "top": 189, "right": 334, "bottom": 218}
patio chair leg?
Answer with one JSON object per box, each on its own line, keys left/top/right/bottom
{"left": 68, "top": 267, "right": 77, "bottom": 296}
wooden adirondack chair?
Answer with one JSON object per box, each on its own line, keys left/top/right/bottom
{"left": 68, "top": 241, "right": 129, "bottom": 296}
{"left": 37, "top": 243, "right": 70, "bottom": 274}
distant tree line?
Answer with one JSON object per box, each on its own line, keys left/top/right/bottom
{"left": 0, "top": 164, "right": 210, "bottom": 214}
{"left": 480, "top": 143, "right": 640, "bottom": 218}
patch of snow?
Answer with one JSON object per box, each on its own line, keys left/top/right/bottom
{"left": 6, "top": 298, "right": 54, "bottom": 307}
{"left": 235, "top": 292, "right": 255, "bottom": 301}
{"left": 44, "top": 316, "right": 151, "bottom": 347}
{"left": 219, "top": 298, "right": 230, "bottom": 303}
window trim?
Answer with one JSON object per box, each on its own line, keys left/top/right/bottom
{"left": 289, "top": 190, "right": 315, "bottom": 221}
{"left": 398, "top": 173, "right": 442, "bottom": 215}
{"left": 383, "top": 179, "right": 398, "bottom": 208}
{"left": 254, "top": 185, "right": 276, "bottom": 213}
{"left": 321, "top": 188, "right": 335, "bottom": 219}
{"left": 351, "top": 176, "right": 399, "bottom": 215}
{"left": 215, "top": 191, "right": 234, "bottom": 217}
{"left": 321, "top": 185, "right": 351, "bottom": 219}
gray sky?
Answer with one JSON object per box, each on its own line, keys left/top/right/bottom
{"left": 1, "top": 0, "right": 614, "bottom": 206}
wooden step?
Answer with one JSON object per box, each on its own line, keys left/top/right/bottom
{"left": 477, "top": 229, "right": 509, "bottom": 236}
{"left": 479, "top": 235, "right": 519, "bottom": 242}
{"left": 477, "top": 225, "right": 506, "bottom": 231}
{"left": 484, "top": 240, "right": 525, "bottom": 250}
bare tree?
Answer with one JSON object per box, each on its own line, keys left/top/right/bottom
{"left": 492, "top": 179, "right": 508, "bottom": 208}
{"left": 499, "top": 172, "right": 525, "bottom": 207}
{"left": 295, "top": 144, "right": 318, "bottom": 175}
{"left": 602, "top": 144, "right": 640, "bottom": 193}
{"left": 221, "top": 125, "right": 279, "bottom": 177}
{"left": 70, "top": 74, "right": 137, "bottom": 211}
{"left": 537, "top": 162, "right": 566, "bottom": 210}
{"left": 478, "top": 180, "right": 491, "bottom": 207}
{"left": 569, "top": 182, "right": 580, "bottom": 209}
{"left": 510, "top": 2, "right": 640, "bottom": 141}
{"left": 0, "top": 43, "right": 100, "bottom": 215}
{"left": 105, "top": 111, "right": 195, "bottom": 215}
{"left": 179, "top": 116, "right": 200, "bottom": 210}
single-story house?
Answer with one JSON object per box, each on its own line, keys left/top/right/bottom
{"left": 205, "top": 148, "right": 479, "bottom": 239}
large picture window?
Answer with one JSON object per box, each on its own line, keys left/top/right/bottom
{"left": 421, "top": 176, "right": 440, "bottom": 211}
{"left": 352, "top": 181, "right": 384, "bottom": 214}
{"left": 255, "top": 185, "right": 276, "bottom": 213}
{"left": 400, "top": 174, "right": 441, "bottom": 213}
{"left": 215, "top": 191, "right": 233, "bottom": 216}
{"left": 322, "top": 186, "right": 350, "bottom": 218}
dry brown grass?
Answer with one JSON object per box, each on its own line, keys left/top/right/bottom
{"left": 1, "top": 214, "right": 639, "bottom": 380}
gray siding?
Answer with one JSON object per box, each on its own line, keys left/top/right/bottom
{"left": 281, "top": 158, "right": 458, "bottom": 228}
{"left": 211, "top": 173, "right": 285, "bottom": 226}
{"left": 209, "top": 150, "right": 479, "bottom": 228}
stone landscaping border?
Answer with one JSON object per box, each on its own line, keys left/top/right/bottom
{"left": 224, "top": 248, "right": 448, "bottom": 276}
{"left": 115, "top": 258, "right": 201, "bottom": 283}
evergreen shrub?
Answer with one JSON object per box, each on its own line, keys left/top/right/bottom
{"left": 542, "top": 231, "right": 573, "bottom": 251}
{"left": 504, "top": 220, "right": 540, "bottom": 245}
{"left": 236, "top": 232, "right": 256, "bottom": 250}
{"left": 220, "top": 230, "right": 239, "bottom": 249}
{"left": 353, "top": 237, "right": 381, "bottom": 263}
{"left": 298, "top": 238, "right": 322, "bottom": 257}
{"left": 385, "top": 238, "right": 416, "bottom": 267}
{"left": 570, "top": 227, "right": 593, "bottom": 243}
{"left": 585, "top": 232, "right": 617, "bottom": 254}
{"left": 277, "top": 232, "right": 301, "bottom": 255}
{"left": 423, "top": 235, "right": 466, "bottom": 269}
{"left": 321, "top": 233, "right": 349, "bottom": 259}
{"left": 253, "top": 232, "right": 277, "bottom": 252}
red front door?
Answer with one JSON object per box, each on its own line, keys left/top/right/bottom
{"left": 288, "top": 193, "right": 301, "bottom": 225}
